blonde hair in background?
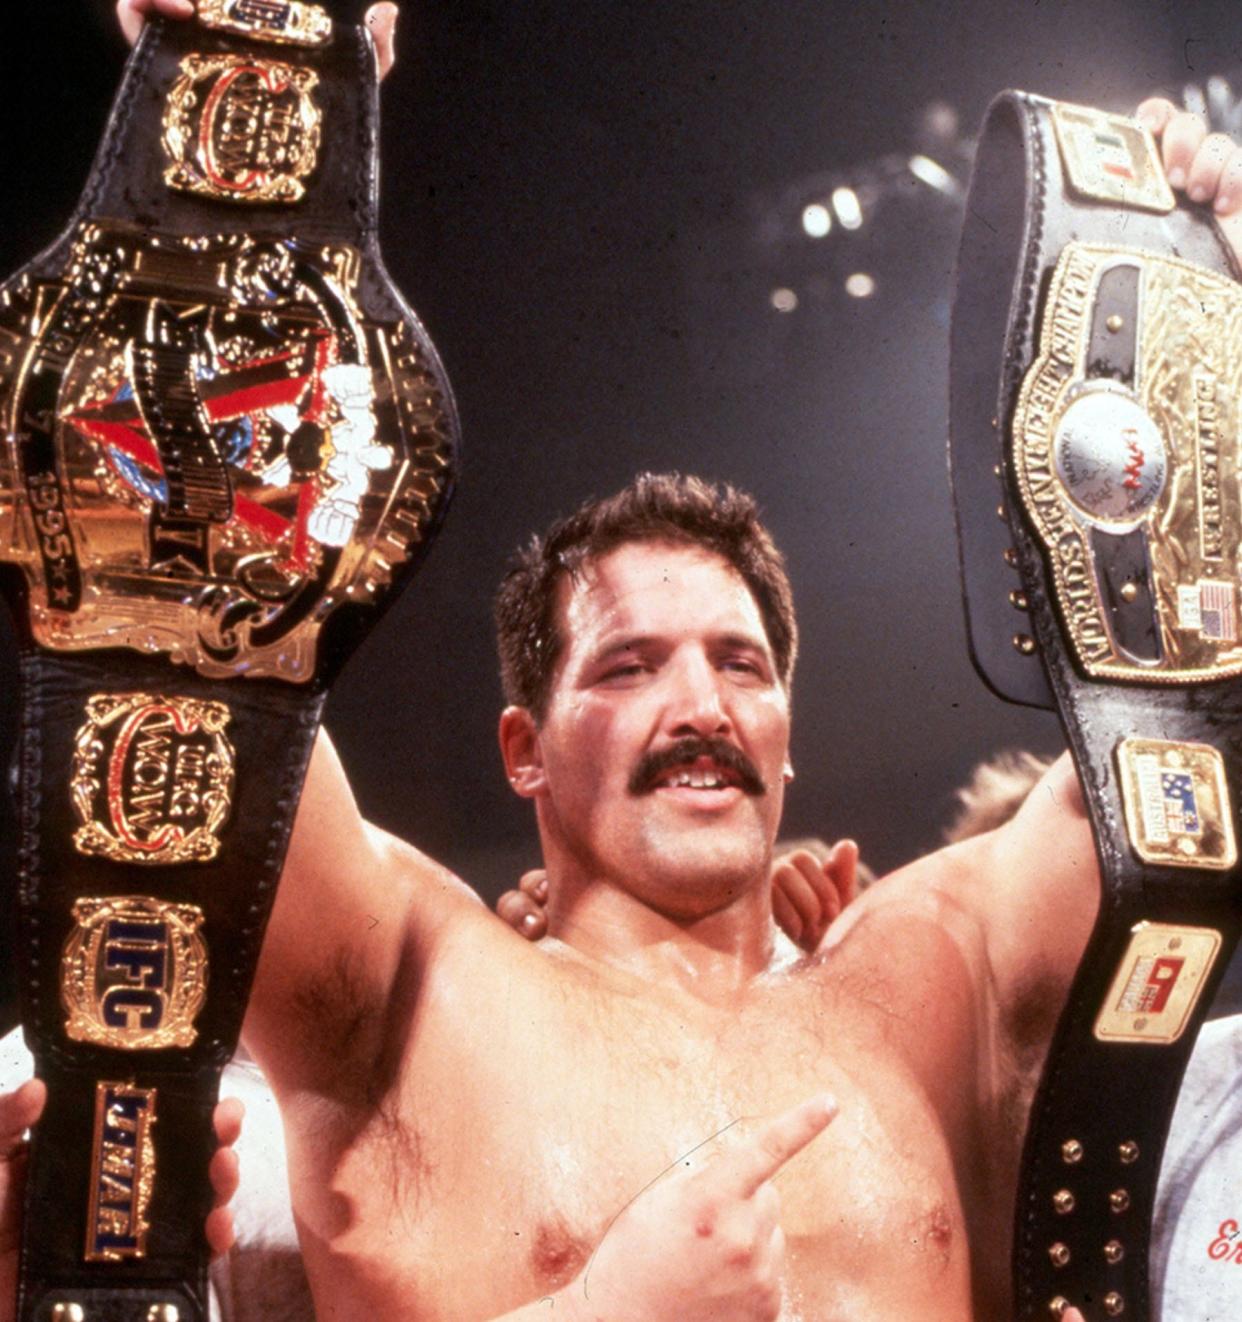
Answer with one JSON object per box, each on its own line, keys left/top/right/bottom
{"left": 942, "top": 750, "right": 1055, "bottom": 845}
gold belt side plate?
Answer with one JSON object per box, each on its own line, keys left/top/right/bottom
{"left": 62, "top": 897, "right": 208, "bottom": 1050}
{"left": 197, "top": 0, "right": 334, "bottom": 47}
{"left": 0, "top": 222, "right": 454, "bottom": 682}
{"left": 162, "top": 54, "right": 322, "bottom": 205}
{"left": 1095, "top": 921, "right": 1221, "bottom": 1045}
{"left": 1115, "top": 737, "right": 1236, "bottom": 870}
{"left": 1013, "top": 242, "right": 1242, "bottom": 682}
{"left": 71, "top": 694, "right": 234, "bottom": 865}
{"left": 1050, "top": 102, "right": 1175, "bottom": 213}
{"left": 86, "top": 1082, "right": 158, "bottom": 1262}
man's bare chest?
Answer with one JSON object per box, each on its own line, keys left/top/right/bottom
{"left": 288, "top": 924, "right": 986, "bottom": 1319}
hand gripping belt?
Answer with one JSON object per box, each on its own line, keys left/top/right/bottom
{"left": 951, "top": 91, "right": 1242, "bottom": 1322}
{"left": 0, "top": 4, "right": 458, "bottom": 1319}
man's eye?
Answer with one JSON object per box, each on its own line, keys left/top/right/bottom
{"left": 601, "top": 662, "right": 648, "bottom": 681}
{"left": 722, "top": 657, "right": 762, "bottom": 676}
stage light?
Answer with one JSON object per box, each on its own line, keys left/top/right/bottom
{"left": 831, "top": 186, "right": 863, "bottom": 230}
{"left": 770, "top": 287, "right": 799, "bottom": 312}
{"left": 920, "top": 100, "right": 960, "bottom": 142}
{"left": 801, "top": 202, "right": 832, "bottom": 237}
{"left": 908, "top": 154, "right": 958, "bottom": 195}
{"left": 844, "top": 272, "right": 875, "bottom": 299}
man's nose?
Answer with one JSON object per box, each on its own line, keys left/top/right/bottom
{"left": 664, "top": 652, "right": 731, "bottom": 737}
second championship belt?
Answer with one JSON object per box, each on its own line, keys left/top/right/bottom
{"left": 0, "top": 4, "right": 457, "bottom": 1320}
{"left": 951, "top": 94, "right": 1242, "bottom": 1321}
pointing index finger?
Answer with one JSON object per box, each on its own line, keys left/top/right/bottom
{"left": 722, "top": 1093, "right": 837, "bottom": 1197}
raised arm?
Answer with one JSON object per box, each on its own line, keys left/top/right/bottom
{"left": 967, "top": 751, "right": 1099, "bottom": 1021}
{"left": 243, "top": 728, "right": 482, "bottom": 1100}
{"left": 964, "top": 96, "right": 1242, "bottom": 1027}
{"left": 105, "top": 0, "right": 472, "bottom": 1099}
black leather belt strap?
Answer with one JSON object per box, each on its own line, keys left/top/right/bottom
{"left": 951, "top": 91, "right": 1242, "bottom": 1321}
{"left": 0, "top": 4, "right": 457, "bottom": 1320}
{"left": 15, "top": 657, "right": 324, "bottom": 1322}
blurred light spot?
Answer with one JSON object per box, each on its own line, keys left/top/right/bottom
{"left": 801, "top": 202, "right": 832, "bottom": 237}
{"left": 832, "top": 186, "right": 863, "bottom": 230}
{"left": 770, "top": 287, "right": 799, "bottom": 312}
{"left": 909, "top": 154, "right": 958, "bottom": 194}
{"left": 845, "top": 272, "right": 875, "bottom": 299}
{"left": 921, "top": 100, "right": 959, "bottom": 141}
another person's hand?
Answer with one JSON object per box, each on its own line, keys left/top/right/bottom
{"left": 1137, "top": 96, "right": 1242, "bottom": 264}
{"left": 496, "top": 869, "right": 550, "bottom": 941}
{"left": 769, "top": 840, "right": 858, "bottom": 952}
{"left": 116, "top": 0, "right": 401, "bottom": 79}
{"left": 558, "top": 1094, "right": 836, "bottom": 1322}
{"left": 0, "top": 1080, "right": 243, "bottom": 1322}
{"left": 498, "top": 841, "right": 860, "bottom": 953}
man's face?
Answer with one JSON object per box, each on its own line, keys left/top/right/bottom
{"left": 524, "top": 540, "right": 791, "bottom": 915}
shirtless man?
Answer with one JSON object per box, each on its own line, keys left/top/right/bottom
{"left": 9, "top": 3, "right": 1242, "bottom": 1318}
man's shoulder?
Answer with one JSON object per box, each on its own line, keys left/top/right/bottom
{"left": 817, "top": 843, "right": 992, "bottom": 968}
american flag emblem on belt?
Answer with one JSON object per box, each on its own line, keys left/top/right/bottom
{"left": 1198, "top": 579, "right": 1237, "bottom": 642}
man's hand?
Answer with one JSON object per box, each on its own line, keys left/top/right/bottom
{"left": 0, "top": 1080, "right": 46, "bottom": 1317}
{"left": 116, "top": 0, "right": 400, "bottom": 79}
{"left": 1, "top": 1080, "right": 242, "bottom": 1322}
{"left": 205, "top": 1095, "right": 245, "bottom": 1259}
{"left": 1138, "top": 97, "right": 1242, "bottom": 266}
{"left": 557, "top": 1094, "right": 837, "bottom": 1322}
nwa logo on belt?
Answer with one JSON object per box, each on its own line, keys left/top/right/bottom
{"left": 62, "top": 896, "right": 208, "bottom": 1050}
{"left": 198, "top": 0, "right": 333, "bottom": 46}
{"left": 86, "top": 1082, "right": 158, "bottom": 1262}
{"left": 162, "top": 53, "right": 321, "bottom": 204}
{"left": 72, "top": 694, "right": 235, "bottom": 865}
{"left": 1014, "top": 242, "right": 1242, "bottom": 683}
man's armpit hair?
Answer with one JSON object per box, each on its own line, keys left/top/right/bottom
{"left": 289, "top": 949, "right": 385, "bottom": 1101}
{"left": 289, "top": 939, "right": 420, "bottom": 1110}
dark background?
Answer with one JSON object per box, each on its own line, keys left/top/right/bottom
{"left": 2, "top": 0, "right": 1241, "bottom": 904}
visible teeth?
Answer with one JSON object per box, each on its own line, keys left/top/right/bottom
{"left": 665, "top": 769, "right": 725, "bottom": 789}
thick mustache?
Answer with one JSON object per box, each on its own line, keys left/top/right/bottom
{"left": 628, "top": 736, "right": 766, "bottom": 797}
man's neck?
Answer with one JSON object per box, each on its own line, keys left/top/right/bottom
{"left": 543, "top": 871, "right": 777, "bottom": 1005}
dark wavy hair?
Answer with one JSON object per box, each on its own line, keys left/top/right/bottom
{"left": 494, "top": 472, "right": 797, "bottom": 721}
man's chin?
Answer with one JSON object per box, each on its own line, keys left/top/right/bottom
{"left": 626, "top": 832, "right": 770, "bottom": 912}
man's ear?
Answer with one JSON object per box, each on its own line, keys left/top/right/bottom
{"left": 499, "top": 706, "right": 546, "bottom": 797}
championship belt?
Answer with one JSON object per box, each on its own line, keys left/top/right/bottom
{"left": 950, "top": 92, "right": 1242, "bottom": 1321}
{"left": 0, "top": 5, "right": 457, "bottom": 1320}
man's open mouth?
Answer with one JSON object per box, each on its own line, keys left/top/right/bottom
{"left": 653, "top": 757, "right": 743, "bottom": 791}
{"left": 629, "top": 737, "right": 766, "bottom": 796}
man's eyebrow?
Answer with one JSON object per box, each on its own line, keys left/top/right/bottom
{"left": 586, "top": 635, "right": 654, "bottom": 665}
{"left": 713, "top": 630, "right": 773, "bottom": 656}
